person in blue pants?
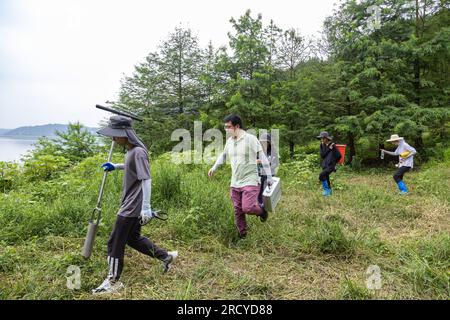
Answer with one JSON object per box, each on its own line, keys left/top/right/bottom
{"left": 317, "top": 131, "right": 341, "bottom": 197}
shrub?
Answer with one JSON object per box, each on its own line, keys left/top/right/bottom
{"left": 0, "top": 246, "right": 21, "bottom": 272}
{"left": 23, "top": 155, "right": 70, "bottom": 181}
{"left": 152, "top": 158, "right": 186, "bottom": 205}
{"left": 0, "top": 162, "right": 22, "bottom": 192}
{"left": 298, "top": 140, "right": 319, "bottom": 155}
{"left": 149, "top": 154, "right": 236, "bottom": 243}
{"left": 350, "top": 155, "right": 362, "bottom": 171}
{"left": 277, "top": 154, "right": 320, "bottom": 188}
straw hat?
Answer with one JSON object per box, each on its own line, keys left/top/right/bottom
{"left": 386, "top": 134, "right": 403, "bottom": 142}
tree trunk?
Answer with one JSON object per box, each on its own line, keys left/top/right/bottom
{"left": 348, "top": 132, "right": 356, "bottom": 164}
{"left": 414, "top": 0, "right": 421, "bottom": 105}
{"left": 178, "top": 43, "right": 183, "bottom": 114}
{"left": 414, "top": 135, "right": 424, "bottom": 154}
{"left": 178, "top": 70, "right": 183, "bottom": 114}
{"left": 289, "top": 140, "right": 295, "bottom": 159}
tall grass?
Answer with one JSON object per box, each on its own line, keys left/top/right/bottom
{"left": 0, "top": 152, "right": 448, "bottom": 299}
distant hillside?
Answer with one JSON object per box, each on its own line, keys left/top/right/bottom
{"left": 1, "top": 124, "right": 99, "bottom": 138}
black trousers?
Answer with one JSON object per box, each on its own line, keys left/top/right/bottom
{"left": 393, "top": 166, "right": 411, "bottom": 183}
{"left": 107, "top": 215, "right": 168, "bottom": 281}
{"left": 319, "top": 167, "right": 334, "bottom": 188}
{"left": 258, "top": 175, "right": 268, "bottom": 204}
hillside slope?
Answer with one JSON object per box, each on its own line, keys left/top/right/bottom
{"left": 0, "top": 154, "right": 448, "bottom": 299}
{"left": 2, "top": 124, "right": 98, "bottom": 137}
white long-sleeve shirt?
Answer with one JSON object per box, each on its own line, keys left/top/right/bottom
{"left": 211, "top": 131, "right": 273, "bottom": 188}
{"left": 384, "top": 140, "right": 417, "bottom": 168}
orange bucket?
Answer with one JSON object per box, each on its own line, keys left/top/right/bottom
{"left": 335, "top": 144, "right": 346, "bottom": 165}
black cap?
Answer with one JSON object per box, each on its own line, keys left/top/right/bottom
{"left": 316, "top": 131, "right": 333, "bottom": 140}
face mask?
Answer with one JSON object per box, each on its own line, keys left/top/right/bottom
{"left": 225, "top": 128, "right": 235, "bottom": 136}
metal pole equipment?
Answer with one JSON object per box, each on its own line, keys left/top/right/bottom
{"left": 81, "top": 140, "right": 115, "bottom": 259}
{"left": 95, "top": 104, "right": 143, "bottom": 122}
{"left": 81, "top": 104, "right": 143, "bottom": 259}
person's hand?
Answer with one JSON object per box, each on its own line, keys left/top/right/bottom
{"left": 329, "top": 143, "right": 335, "bottom": 150}
{"left": 256, "top": 159, "right": 262, "bottom": 164}
{"left": 140, "top": 209, "right": 154, "bottom": 225}
{"left": 101, "top": 162, "right": 115, "bottom": 172}
{"left": 208, "top": 169, "right": 215, "bottom": 178}
{"left": 380, "top": 149, "right": 386, "bottom": 152}
{"left": 267, "top": 177, "right": 274, "bottom": 188}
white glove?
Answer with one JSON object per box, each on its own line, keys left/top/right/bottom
{"left": 140, "top": 179, "right": 153, "bottom": 225}
{"left": 140, "top": 209, "right": 154, "bottom": 225}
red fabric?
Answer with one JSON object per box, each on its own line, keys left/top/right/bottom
{"left": 230, "top": 185, "right": 262, "bottom": 235}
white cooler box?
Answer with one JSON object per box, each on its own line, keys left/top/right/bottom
{"left": 262, "top": 177, "right": 281, "bottom": 212}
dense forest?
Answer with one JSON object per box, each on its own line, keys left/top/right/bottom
{"left": 108, "top": 0, "right": 450, "bottom": 165}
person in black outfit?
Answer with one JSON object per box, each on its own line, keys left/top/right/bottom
{"left": 317, "top": 131, "right": 341, "bottom": 197}
{"left": 91, "top": 116, "right": 178, "bottom": 295}
{"left": 257, "top": 133, "right": 279, "bottom": 205}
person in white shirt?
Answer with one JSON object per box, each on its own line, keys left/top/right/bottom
{"left": 381, "top": 134, "right": 417, "bottom": 194}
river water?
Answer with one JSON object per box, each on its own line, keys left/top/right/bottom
{"left": 0, "top": 137, "right": 37, "bottom": 162}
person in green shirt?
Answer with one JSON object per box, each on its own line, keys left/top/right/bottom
{"left": 208, "top": 114, "right": 273, "bottom": 239}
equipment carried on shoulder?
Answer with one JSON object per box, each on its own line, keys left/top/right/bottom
{"left": 335, "top": 144, "right": 346, "bottom": 164}
{"left": 82, "top": 105, "right": 143, "bottom": 259}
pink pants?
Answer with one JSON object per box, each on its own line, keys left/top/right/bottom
{"left": 230, "top": 185, "right": 263, "bottom": 235}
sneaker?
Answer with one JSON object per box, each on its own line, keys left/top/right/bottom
{"left": 259, "top": 205, "right": 269, "bottom": 222}
{"left": 238, "top": 232, "right": 247, "bottom": 239}
{"left": 162, "top": 251, "right": 178, "bottom": 273}
{"left": 92, "top": 278, "right": 124, "bottom": 295}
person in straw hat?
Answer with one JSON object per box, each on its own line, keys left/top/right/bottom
{"left": 92, "top": 115, "right": 178, "bottom": 294}
{"left": 317, "top": 131, "right": 341, "bottom": 197}
{"left": 381, "top": 134, "right": 417, "bottom": 194}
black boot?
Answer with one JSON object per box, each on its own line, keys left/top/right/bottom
{"left": 259, "top": 204, "right": 268, "bottom": 222}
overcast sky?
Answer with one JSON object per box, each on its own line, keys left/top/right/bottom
{"left": 0, "top": 0, "right": 338, "bottom": 129}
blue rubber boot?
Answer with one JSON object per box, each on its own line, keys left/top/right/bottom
{"left": 321, "top": 180, "right": 331, "bottom": 197}
{"left": 397, "top": 180, "right": 408, "bottom": 194}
